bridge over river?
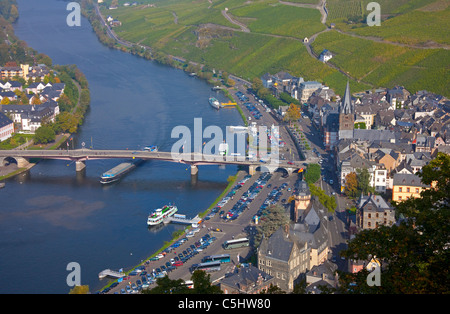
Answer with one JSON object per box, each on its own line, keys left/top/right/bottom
{"left": 0, "top": 148, "right": 312, "bottom": 176}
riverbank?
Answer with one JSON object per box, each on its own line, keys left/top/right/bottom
{"left": 0, "top": 133, "right": 71, "bottom": 181}
{"left": 96, "top": 170, "right": 242, "bottom": 292}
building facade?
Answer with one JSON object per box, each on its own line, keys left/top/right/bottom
{"left": 257, "top": 227, "right": 310, "bottom": 292}
{"left": 392, "top": 173, "right": 428, "bottom": 202}
{"left": 357, "top": 194, "right": 395, "bottom": 229}
{"left": 0, "top": 112, "right": 14, "bottom": 141}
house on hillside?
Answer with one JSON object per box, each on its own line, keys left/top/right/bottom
{"left": 319, "top": 49, "right": 333, "bottom": 63}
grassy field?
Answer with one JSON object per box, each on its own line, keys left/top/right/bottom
{"left": 229, "top": 1, "right": 326, "bottom": 39}
{"left": 98, "top": 0, "right": 449, "bottom": 97}
{"left": 348, "top": 7, "right": 450, "bottom": 46}
{"left": 326, "top": 0, "right": 450, "bottom": 47}
{"left": 311, "top": 30, "right": 450, "bottom": 96}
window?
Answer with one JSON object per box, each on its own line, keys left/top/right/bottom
{"left": 416, "top": 188, "right": 419, "bottom": 193}
{"left": 407, "top": 187, "right": 410, "bottom": 193}
{"left": 399, "top": 187, "right": 402, "bottom": 192}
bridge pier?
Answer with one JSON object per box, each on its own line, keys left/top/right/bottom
{"left": 190, "top": 165, "right": 198, "bottom": 176}
{"left": 13, "top": 157, "right": 29, "bottom": 168}
{"left": 249, "top": 165, "right": 257, "bottom": 176}
{"left": 75, "top": 160, "right": 86, "bottom": 172}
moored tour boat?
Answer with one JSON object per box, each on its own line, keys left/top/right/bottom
{"left": 147, "top": 205, "right": 178, "bottom": 226}
{"left": 209, "top": 97, "right": 220, "bottom": 109}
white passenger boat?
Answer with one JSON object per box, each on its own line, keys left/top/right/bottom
{"left": 209, "top": 97, "right": 220, "bottom": 109}
{"left": 147, "top": 205, "right": 178, "bottom": 226}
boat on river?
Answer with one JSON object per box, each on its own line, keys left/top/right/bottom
{"left": 100, "top": 159, "right": 143, "bottom": 184}
{"left": 209, "top": 97, "right": 221, "bottom": 109}
{"left": 143, "top": 145, "right": 158, "bottom": 152}
{"left": 147, "top": 204, "right": 178, "bottom": 226}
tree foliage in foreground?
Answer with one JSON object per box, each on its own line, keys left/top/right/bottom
{"left": 142, "top": 270, "right": 222, "bottom": 294}
{"left": 337, "top": 153, "right": 450, "bottom": 293}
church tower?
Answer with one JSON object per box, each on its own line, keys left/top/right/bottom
{"left": 338, "top": 81, "right": 354, "bottom": 140}
{"left": 293, "top": 181, "right": 311, "bottom": 222}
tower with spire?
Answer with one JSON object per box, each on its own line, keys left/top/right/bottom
{"left": 338, "top": 81, "right": 355, "bottom": 140}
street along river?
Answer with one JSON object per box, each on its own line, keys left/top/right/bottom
{"left": 0, "top": 0, "right": 243, "bottom": 293}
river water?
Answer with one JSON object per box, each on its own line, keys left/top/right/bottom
{"left": 0, "top": 0, "right": 243, "bottom": 294}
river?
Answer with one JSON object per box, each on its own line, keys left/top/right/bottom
{"left": 0, "top": 0, "right": 243, "bottom": 294}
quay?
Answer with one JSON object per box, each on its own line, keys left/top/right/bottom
{"left": 98, "top": 269, "right": 124, "bottom": 279}
{"left": 163, "top": 214, "right": 202, "bottom": 226}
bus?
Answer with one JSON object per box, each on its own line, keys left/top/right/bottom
{"left": 183, "top": 280, "right": 194, "bottom": 289}
{"left": 222, "top": 238, "right": 249, "bottom": 250}
{"left": 202, "top": 254, "right": 231, "bottom": 264}
{"left": 189, "top": 261, "right": 221, "bottom": 273}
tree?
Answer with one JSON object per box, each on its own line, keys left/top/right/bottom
{"left": 356, "top": 168, "right": 373, "bottom": 195}
{"left": 144, "top": 270, "right": 222, "bottom": 294}
{"left": 304, "top": 163, "right": 320, "bottom": 184}
{"left": 283, "top": 103, "right": 301, "bottom": 125}
{"left": 344, "top": 172, "right": 358, "bottom": 198}
{"left": 56, "top": 112, "right": 79, "bottom": 134}
{"left": 337, "top": 153, "right": 450, "bottom": 293}
{"left": 261, "top": 283, "right": 286, "bottom": 294}
{"left": 254, "top": 204, "right": 289, "bottom": 247}
{"left": 144, "top": 276, "right": 190, "bottom": 294}
{"left": 34, "top": 125, "right": 55, "bottom": 144}
{"left": 190, "top": 270, "right": 222, "bottom": 294}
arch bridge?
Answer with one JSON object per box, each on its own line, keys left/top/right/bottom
{"left": 0, "top": 149, "right": 309, "bottom": 176}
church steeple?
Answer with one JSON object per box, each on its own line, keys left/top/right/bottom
{"left": 340, "top": 80, "right": 353, "bottom": 115}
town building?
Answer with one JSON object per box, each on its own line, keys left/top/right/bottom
{"left": 257, "top": 226, "right": 310, "bottom": 292}
{"left": 296, "top": 81, "right": 323, "bottom": 103}
{"left": 338, "top": 81, "right": 355, "bottom": 140}
{"left": 392, "top": 173, "right": 428, "bottom": 202}
{"left": 0, "top": 112, "right": 14, "bottom": 141}
{"left": 305, "top": 260, "right": 338, "bottom": 293}
{"left": 220, "top": 264, "right": 274, "bottom": 294}
{"left": 357, "top": 193, "right": 395, "bottom": 229}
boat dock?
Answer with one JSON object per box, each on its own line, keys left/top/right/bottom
{"left": 98, "top": 269, "right": 124, "bottom": 279}
{"left": 163, "top": 214, "right": 202, "bottom": 226}
{"left": 221, "top": 101, "right": 236, "bottom": 107}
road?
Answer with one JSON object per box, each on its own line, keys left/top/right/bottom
{"left": 230, "top": 80, "right": 303, "bottom": 163}
{"left": 94, "top": 4, "right": 133, "bottom": 48}
{"left": 296, "top": 115, "right": 350, "bottom": 271}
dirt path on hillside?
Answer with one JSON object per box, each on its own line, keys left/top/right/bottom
{"left": 334, "top": 28, "right": 450, "bottom": 50}
{"left": 221, "top": 9, "right": 250, "bottom": 33}
{"left": 279, "top": 0, "right": 328, "bottom": 24}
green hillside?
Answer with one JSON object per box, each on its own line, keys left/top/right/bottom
{"left": 95, "top": 0, "right": 450, "bottom": 97}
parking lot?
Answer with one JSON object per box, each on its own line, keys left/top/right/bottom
{"left": 102, "top": 169, "right": 301, "bottom": 294}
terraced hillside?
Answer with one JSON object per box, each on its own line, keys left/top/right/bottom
{"left": 94, "top": 0, "right": 449, "bottom": 97}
